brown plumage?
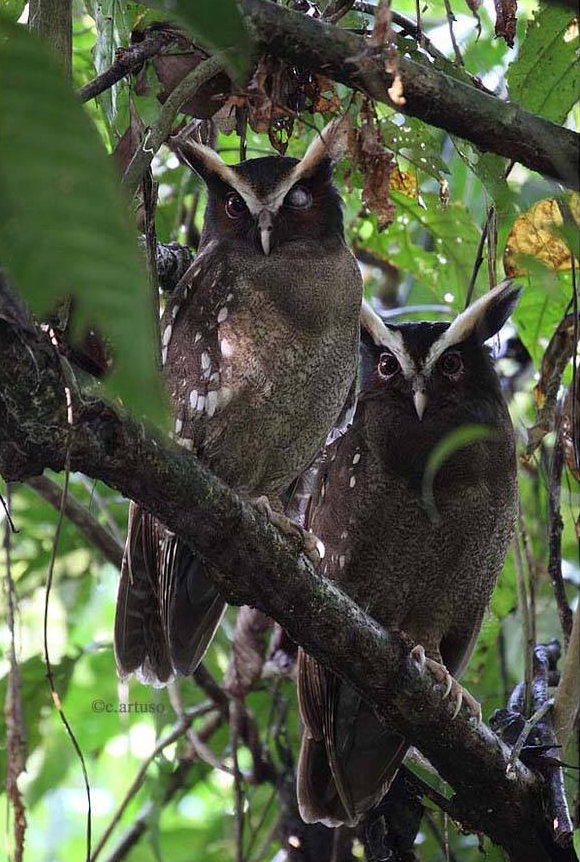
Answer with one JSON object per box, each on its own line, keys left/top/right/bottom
{"left": 297, "top": 282, "right": 520, "bottom": 827}
{"left": 114, "top": 122, "right": 363, "bottom": 684}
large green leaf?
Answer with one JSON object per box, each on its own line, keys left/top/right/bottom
{"left": 142, "top": 0, "right": 251, "bottom": 81}
{"left": 355, "top": 192, "right": 482, "bottom": 308}
{"left": 0, "top": 17, "right": 164, "bottom": 421}
{"left": 507, "top": 2, "right": 579, "bottom": 125}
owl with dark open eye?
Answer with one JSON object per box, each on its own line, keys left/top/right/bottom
{"left": 114, "top": 121, "right": 363, "bottom": 685}
{"left": 296, "top": 281, "right": 521, "bottom": 828}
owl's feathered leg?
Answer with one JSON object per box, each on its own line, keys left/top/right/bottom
{"left": 411, "top": 644, "right": 482, "bottom": 723}
{"left": 251, "top": 495, "right": 324, "bottom": 564}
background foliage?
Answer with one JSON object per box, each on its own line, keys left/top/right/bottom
{"left": 0, "top": 0, "right": 578, "bottom": 860}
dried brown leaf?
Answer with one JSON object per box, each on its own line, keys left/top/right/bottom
{"left": 350, "top": 101, "right": 396, "bottom": 230}
{"left": 112, "top": 101, "right": 145, "bottom": 174}
{"left": 312, "top": 75, "right": 341, "bottom": 115}
{"left": 494, "top": 0, "right": 518, "bottom": 47}
{"left": 503, "top": 195, "right": 580, "bottom": 278}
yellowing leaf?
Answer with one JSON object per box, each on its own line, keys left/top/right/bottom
{"left": 503, "top": 195, "right": 579, "bottom": 277}
{"left": 389, "top": 166, "right": 418, "bottom": 199}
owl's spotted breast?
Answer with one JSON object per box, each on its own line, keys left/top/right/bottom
{"left": 164, "top": 240, "right": 361, "bottom": 494}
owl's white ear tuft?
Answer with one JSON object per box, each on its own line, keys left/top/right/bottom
{"left": 169, "top": 134, "right": 261, "bottom": 210}
{"left": 293, "top": 117, "right": 349, "bottom": 182}
{"left": 360, "top": 300, "right": 415, "bottom": 377}
{"left": 425, "top": 280, "right": 521, "bottom": 369}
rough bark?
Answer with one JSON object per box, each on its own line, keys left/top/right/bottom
{"left": 0, "top": 315, "right": 574, "bottom": 862}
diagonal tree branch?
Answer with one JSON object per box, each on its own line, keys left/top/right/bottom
{"left": 26, "top": 474, "right": 124, "bottom": 568}
{"left": 240, "top": 0, "right": 579, "bottom": 189}
{"left": 0, "top": 316, "right": 575, "bottom": 862}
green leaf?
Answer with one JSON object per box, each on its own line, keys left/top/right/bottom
{"left": 141, "top": 0, "right": 251, "bottom": 81}
{"left": 507, "top": 2, "right": 579, "bottom": 125}
{"left": 357, "top": 192, "right": 482, "bottom": 308}
{"left": 511, "top": 269, "right": 571, "bottom": 366}
{"left": 0, "top": 17, "right": 165, "bottom": 421}
{"left": 0, "top": 0, "right": 26, "bottom": 21}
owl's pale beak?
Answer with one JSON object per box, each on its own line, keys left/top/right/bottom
{"left": 412, "top": 378, "right": 427, "bottom": 420}
{"left": 258, "top": 209, "right": 274, "bottom": 255}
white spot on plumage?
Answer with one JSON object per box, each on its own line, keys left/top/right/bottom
{"left": 352, "top": 452, "right": 361, "bottom": 465}
{"left": 162, "top": 324, "right": 172, "bottom": 346}
{"left": 220, "top": 337, "right": 234, "bottom": 358}
{"left": 206, "top": 390, "right": 218, "bottom": 418}
{"left": 189, "top": 390, "right": 198, "bottom": 409}
{"left": 196, "top": 394, "right": 205, "bottom": 412}
{"left": 349, "top": 476, "right": 356, "bottom": 488}
{"left": 339, "top": 555, "right": 346, "bottom": 569}
{"left": 226, "top": 293, "right": 234, "bottom": 303}
{"left": 201, "top": 351, "right": 211, "bottom": 371}
{"left": 194, "top": 332, "right": 202, "bottom": 344}
{"left": 217, "top": 307, "right": 228, "bottom": 323}
{"left": 171, "top": 304, "right": 179, "bottom": 319}
{"left": 340, "top": 531, "right": 348, "bottom": 540}
{"left": 174, "top": 418, "right": 183, "bottom": 435}
{"left": 177, "top": 437, "right": 193, "bottom": 450}
{"left": 161, "top": 346, "right": 167, "bottom": 366}
{"left": 210, "top": 371, "right": 220, "bottom": 384}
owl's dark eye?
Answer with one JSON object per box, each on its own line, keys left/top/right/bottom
{"left": 225, "top": 193, "right": 247, "bottom": 219}
{"left": 285, "top": 185, "right": 312, "bottom": 209}
{"left": 378, "top": 351, "right": 400, "bottom": 379}
{"left": 439, "top": 351, "right": 463, "bottom": 377}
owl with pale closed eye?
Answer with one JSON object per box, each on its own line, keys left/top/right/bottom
{"left": 114, "top": 121, "right": 363, "bottom": 685}
{"left": 297, "top": 281, "right": 520, "bottom": 828}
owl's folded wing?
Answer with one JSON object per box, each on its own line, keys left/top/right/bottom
{"left": 114, "top": 502, "right": 226, "bottom": 684}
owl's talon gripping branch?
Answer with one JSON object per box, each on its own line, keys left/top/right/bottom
{"left": 251, "top": 496, "right": 324, "bottom": 565}
{"left": 411, "top": 645, "right": 482, "bottom": 723}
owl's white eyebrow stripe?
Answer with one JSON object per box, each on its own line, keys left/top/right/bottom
{"left": 423, "top": 279, "right": 514, "bottom": 371}
{"left": 360, "top": 300, "right": 416, "bottom": 378}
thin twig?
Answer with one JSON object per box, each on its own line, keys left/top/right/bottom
{"left": 506, "top": 699, "right": 554, "bottom": 776}
{"left": 79, "top": 476, "right": 125, "bottom": 544}
{"left": 464, "top": 214, "right": 491, "bottom": 309}
{"left": 79, "top": 30, "right": 178, "bottom": 103}
{"left": 442, "top": 0, "right": 464, "bottom": 66}
{"left": 231, "top": 700, "right": 246, "bottom": 862}
{"left": 27, "top": 474, "right": 124, "bottom": 569}
{"left": 89, "top": 702, "right": 216, "bottom": 862}
{"left": 167, "top": 682, "right": 232, "bottom": 774}
{"left": 547, "top": 439, "right": 573, "bottom": 646}
{"left": 513, "top": 534, "right": 534, "bottom": 717}
{"left": 123, "top": 54, "right": 226, "bottom": 199}
{"left": 3, "top": 487, "right": 27, "bottom": 862}
{"left": 100, "top": 710, "right": 224, "bottom": 862}
{"left": 519, "top": 508, "right": 537, "bottom": 649}
{"left": 43, "top": 333, "right": 92, "bottom": 862}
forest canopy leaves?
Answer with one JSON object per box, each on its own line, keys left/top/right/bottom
{"left": 506, "top": 1, "right": 579, "bottom": 125}
{"left": 0, "top": 16, "right": 164, "bottom": 421}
